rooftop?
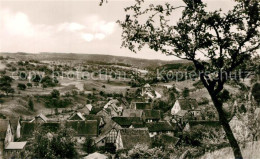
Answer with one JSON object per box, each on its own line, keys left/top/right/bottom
{"left": 5, "top": 142, "right": 27, "bottom": 150}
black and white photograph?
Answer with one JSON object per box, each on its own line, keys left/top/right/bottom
{"left": 0, "top": 0, "right": 259, "bottom": 158}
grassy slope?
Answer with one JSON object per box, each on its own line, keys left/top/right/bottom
{"left": 200, "top": 141, "right": 260, "bottom": 159}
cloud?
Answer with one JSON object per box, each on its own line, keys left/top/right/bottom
{"left": 0, "top": 9, "right": 35, "bottom": 37}
{"left": 58, "top": 22, "right": 85, "bottom": 32}
{"left": 95, "top": 33, "right": 106, "bottom": 40}
{"left": 81, "top": 33, "right": 94, "bottom": 42}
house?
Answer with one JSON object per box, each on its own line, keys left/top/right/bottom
{"left": 30, "top": 113, "right": 49, "bottom": 123}
{"left": 94, "top": 120, "right": 122, "bottom": 147}
{"left": 66, "top": 120, "right": 98, "bottom": 143}
{"left": 131, "top": 102, "right": 152, "bottom": 110}
{"left": 143, "top": 110, "right": 161, "bottom": 122}
{"left": 68, "top": 112, "right": 86, "bottom": 121}
{"left": 115, "top": 128, "right": 151, "bottom": 150}
{"left": 171, "top": 99, "right": 200, "bottom": 117}
{"left": 0, "top": 119, "right": 13, "bottom": 158}
{"left": 78, "top": 104, "right": 93, "bottom": 115}
{"left": 84, "top": 114, "right": 105, "bottom": 128}
{"left": 157, "top": 134, "right": 180, "bottom": 150}
{"left": 9, "top": 117, "right": 21, "bottom": 140}
{"left": 83, "top": 152, "right": 108, "bottom": 159}
{"left": 103, "top": 99, "right": 123, "bottom": 117}
{"left": 229, "top": 115, "right": 250, "bottom": 142}
{"left": 183, "top": 120, "right": 222, "bottom": 132}
{"left": 112, "top": 117, "right": 144, "bottom": 128}
{"left": 141, "top": 83, "right": 162, "bottom": 100}
{"left": 146, "top": 121, "right": 174, "bottom": 137}
{"left": 21, "top": 121, "right": 61, "bottom": 139}
{"left": 4, "top": 142, "right": 27, "bottom": 159}
{"left": 122, "top": 109, "right": 144, "bottom": 118}
{"left": 0, "top": 119, "right": 27, "bottom": 159}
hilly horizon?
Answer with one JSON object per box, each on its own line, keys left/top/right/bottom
{"left": 0, "top": 52, "right": 189, "bottom": 68}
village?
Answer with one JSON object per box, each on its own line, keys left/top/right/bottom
{"left": 0, "top": 54, "right": 259, "bottom": 158}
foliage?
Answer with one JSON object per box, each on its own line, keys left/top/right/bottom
{"left": 51, "top": 89, "right": 60, "bottom": 98}
{"left": 83, "top": 137, "right": 96, "bottom": 153}
{"left": 26, "top": 127, "right": 78, "bottom": 158}
{"left": 17, "top": 83, "right": 27, "bottom": 90}
{"left": 28, "top": 98, "right": 34, "bottom": 111}
{"left": 118, "top": 144, "right": 170, "bottom": 159}
{"left": 117, "top": 1, "right": 260, "bottom": 157}
{"left": 252, "top": 83, "right": 260, "bottom": 105}
{"left": 182, "top": 87, "right": 190, "bottom": 98}
{"left": 0, "top": 75, "right": 14, "bottom": 96}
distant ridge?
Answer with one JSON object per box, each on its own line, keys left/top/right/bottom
{"left": 0, "top": 52, "right": 189, "bottom": 68}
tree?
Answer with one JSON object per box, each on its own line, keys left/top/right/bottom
{"left": 252, "top": 83, "right": 260, "bottom": 105}
{"left": 17, "top": 83, "right": 27, "bottom": 90}
{"left": 28, "top": 98, "right": 34, "bottom": 111}
{"left": 182, "top": 87, "right": 190, "bottom": 98}
{"left": 116, "top": 0, "right": 260, "bottom": 158}
{"left": 0, "top": 76, "right": 14, "bottom": 96}
{"left": 51, "top": 89, "right": 60, "bottom": 99}
{"left": 83, "top": 137, "right": 96, "bottom": 153}
{"left": 27, "top": 83, "right": 33, "bottom": 88}
{"left": 27, "top": 127, "right": 77, "bottom": 158}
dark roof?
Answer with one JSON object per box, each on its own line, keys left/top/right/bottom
{"left": 112, "top": 117, "right": 143, "bottom": 127}
{"left": 135, "top": 102, "right": 152, "bottom": 110}
{"left": 122, "top": 109, "right": 143, "bottom": 118}
{"left": 178, "top": 99, "right": 199, "bottom": 110}
{"left": 119, "top": 128, "right": 151, "bottom": 149}
{"left": 187, "top": 120, "right": 221, "bottom": 129}
{"left": 95, "top": 119, "right": 121, "bottom": 143}
{"left": 143, "top": 110, "right": 161, "bottom": 120}
{"left": 9, "top": 117, "right": 20, "bottom": 133}
{"left": 21, "top": 122, "right": 35, "bottom": 137}
{"left": 0, "top": 119, "right": 9, "bottom": 140}
{"left": 91, "top": 107, "right": 103, "bottom": 114}
{"left": 146, "top": 121, "right": 174, "bottom": 132}
{"left": 84, "top": 114, "right": 104, "bottom": 126}
{"left": 41, "top": 122, "right": 60, "bottom": 133}
{"left": 21, "top": 121, "right": 61, "bottom": 138}
{"left": 159, "top": 134, "right": 180, "bottom": 146}
{"left": 66, "top": 120, "right": 98, "bottom": 137}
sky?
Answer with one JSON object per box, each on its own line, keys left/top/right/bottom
{"left": 0, "top": 0, "right": 237, "bottom": 60}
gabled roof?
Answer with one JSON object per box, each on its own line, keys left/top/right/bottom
{"left": 86, "top": 104, "right": 93, "bottom": 111}
{"left": 68, "top": 112, "right": 86, "bottom": 121}
{"left": 122, "top": 109, "right": 143, "bottom": 118}
{"left": 135, "top": 102, "right": 152, "bottom": 110}
{"left": 175, "top": 110, "right": 188, "bottom": 117}
{"left": 146, "top": 121, "right": 174, "bottom": 132}
{"left": 83, "top": 152, "right": 108, "bottom": 159}
{"left": 144, "top": 83, "right": 151, "bottom": 88}
{"left": 9, "top": 117, "right": 20, "bottom": 133}
{"left": 104, "top": 99, "right": 119, "bottom": 109}
{"left": 0, "top": 119, "right": 9, "bottom": 140}
{"left": 5, "top": 142, "right": 27, "bottom": 150}
{"left": 112, "top": 117, "right": 143, "bottom": 127}
{"left": 143, "top": 110, "right": 161, "bottom": 120}
{"left": 177, "top": 99, "right": 199, "bottom": 110}
{"left": 95, "top": 119, "right": 121, "bottom": 143}
{"left": 119, "top": 128, "right": 151, "bottom": 149}
{"left": 66, "top": 120, "right": 98, "bottom": 137}
{"left": 35, "top": 113, "right": 48, "bottom": 122}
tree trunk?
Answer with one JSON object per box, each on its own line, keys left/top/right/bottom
{"left": 210, "top": 94, "right": 243, "bottom": 159}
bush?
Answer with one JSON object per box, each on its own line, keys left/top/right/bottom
{"left": 17, "top": 83, "right": 27, "bottom": 90}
